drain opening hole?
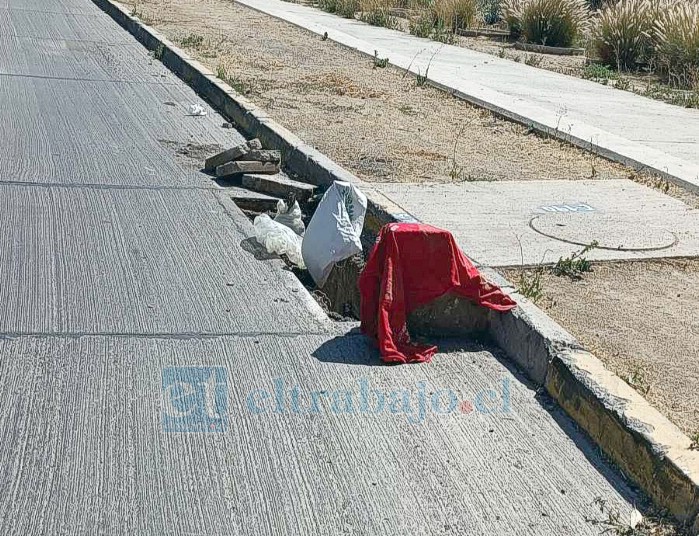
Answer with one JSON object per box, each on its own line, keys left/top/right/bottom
{"left": 235, "top": 196, "right": 371, "bottom": 322}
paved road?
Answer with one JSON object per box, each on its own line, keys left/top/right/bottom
{"left": 0, "top": 0, "right": 641, "bottom": 533}
{"left": 235, "top": 0, "right": 699, "bottom": 191}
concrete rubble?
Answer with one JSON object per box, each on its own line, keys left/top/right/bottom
{"left": 206, "top": 138, "right": 281, "bottom": 177}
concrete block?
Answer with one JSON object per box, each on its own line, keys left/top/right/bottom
{"left": 247, "top": 149, "right": 281, "bottom": 163}
{"left": 241, "top": 173, "right": 316, "bottom": 202}
{"left": 228, "top": 186, "right": 280, "bottom": 213}
{"left": 216, "top": 161, "right": 279, "bottom": 177}
{"left": 204, "top": 143, "right": 250, "bottom": 171}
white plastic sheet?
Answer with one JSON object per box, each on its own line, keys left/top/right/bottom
{"left": 302, "top": 181, "right": 367, "bottom": 287}
{"left": 253, "top": 214, "right": 306, "bottom": 268}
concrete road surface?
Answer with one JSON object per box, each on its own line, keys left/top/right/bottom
{"left": 0, "top": 0, "right": 641, "bottom": 533}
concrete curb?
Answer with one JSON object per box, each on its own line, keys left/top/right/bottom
{"left": 93, "top": 1, "right": 699, "bottom": 529}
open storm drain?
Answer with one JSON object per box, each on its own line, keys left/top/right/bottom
{"left": 529, "top": 212, "right": 678, "bottom": 252}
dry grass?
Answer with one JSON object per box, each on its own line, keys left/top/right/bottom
{"left": 654, "top": 2, "right": 699, "bottom": 88}
{"left": 591, "top": 0, "right": 656, "bottom": 69}
{"left": 503, "top": 0, "right": 588, "bottom": 47}
{"left": 431, "top": 0, "right": 480, "bottom": 30}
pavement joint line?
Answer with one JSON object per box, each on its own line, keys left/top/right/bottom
{"left": 92, "top": 0, "right": 699, "bottom": 529}
{"left": 7, "top": 33, "right": 157, "bottom": 47}
{"left": 0, "top": 6, "right": 106, "bottom": 16}
{"left": 0, "top": 180, "right": 222, "bottom": 191}
{"left": 0, "top": 71, "right": 180, "bottom": 87}
{"left": 0, "top": 331, "right": 340, "bottom": 340}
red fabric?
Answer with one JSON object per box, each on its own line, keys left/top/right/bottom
{"left": 359, "top": 223, "right": 517, "bottom": 364}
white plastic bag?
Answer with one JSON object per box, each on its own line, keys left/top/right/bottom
{"left": 253, "top": 214, "right": 306, "bottom": 268}
{"left": 274, "top": 200, "right": 305, "bottom": 236}
{"left": 302, "top": 181, "right": 367, "bottom": 287}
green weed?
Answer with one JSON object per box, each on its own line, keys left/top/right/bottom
{"left": 689, "top": 431, "right": 699, "bottom": 450}
{"left": 552, "top": 241, "right": 597, "bottom": 280}
{"left": 582, "top": 62, "right": 618, "bottom": 81}
{"left": 150, "top": 43, "right": 165, "bottom": 61}
{"left": 180, "top": 33, "right": 205, "bottom": 49}
{"left": 516, "top": 267, "right": 545, "bottom": 302}
{"left": 524, "top": 53, "right": 541, "bottom": 66}
{"left": 373, "top": 50, "right": 389, "bottom": 68}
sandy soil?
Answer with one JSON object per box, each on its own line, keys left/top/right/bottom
{"left": 505, "top": 260, "right": 699, "bottom": 437}
{"left": 124, "top": 0, "right": 636, "bottom": 184}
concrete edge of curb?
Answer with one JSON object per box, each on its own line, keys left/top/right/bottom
{"left": 93, "top": 1, "right": 699, "bottom": 529}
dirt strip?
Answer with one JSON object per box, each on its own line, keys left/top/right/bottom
{"left": 125, "top": 0, "right": 636, "bottom": 184}
{"left": 505, "top": 259, "right": 699, "bottom": 437}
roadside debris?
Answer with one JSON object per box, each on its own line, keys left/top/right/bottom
{"left": 302, "top": 181, "right": 367, "bottom": 287}
{"left": 359, "top": 223, "right": 516, "bottom": 364}
{"left": 204, "top": 138, "right": 280, "bottom": 177}
{"left": 253, "top": 213, "right": 305, "bottom": 268}
{"left": 241, "top": 173, "right": 315, "bottom": 202}
{"left": 188, "top": 103, "right": 207, "bottom": 116}
{"left": 274, "top": 198, "right": 305, "bottom": 236}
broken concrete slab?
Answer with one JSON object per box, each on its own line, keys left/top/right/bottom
{"left": 228, "top": 185, "right": 281, "bottom": 212}
{"left": 373, "top": 179, "right": 699, "bottom": 266}
{"left": 247, "top": 149, "right": 281, "bottom": 163}
{"left": 204, "top": 142, "right": 250, "bottom": 171}
{"left": 216, "top": 161, "right": 279, "bottom": 177}
{"left": 241, "top": 173, "right": 316, "bottom": 201}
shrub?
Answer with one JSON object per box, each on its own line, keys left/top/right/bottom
{"left": 360, "top": 0, "right": 399, "bottom": 27}
{"left": 503, "top": 0, "right": 588, "bottom": 47}
{"left": 654, "top": 2, "right": 699, "bottom": 88}
{"left": 431, "top": 0, "right": 480, "bottom": 30}
{"left": 479, "top": 0, "right": 502, "bottom": 24}
{"left": 590, "top": 0, "right": 657, "bottom": 70}
{"left": 409, "top": 10, "right": 436, "bottom": 37}
{"left": 318, "top": 0, "right": 360, "bottom": 18}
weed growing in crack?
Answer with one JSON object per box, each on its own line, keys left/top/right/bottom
{"left": 414, "top": 46, "right": 442, "bottom": 87}
{"left": 524, "top": 53, "right": 541, "bottom": 67}
{"left": 373, "top": 50, "right": 389, "bottom": 68}
{"left": 585, "top": 496, "right": 682, "bottom": 535}
{"left": 130, "top": 3, "right": 154, "bottom": 24}
{"left": 626, "top": 364, "right": 651, "bottom": 395}
{"left": 416, "top": 67, "right": 429, "bottom": 86}
{"left": 216, "top": 64, "right": 250, "bottom": 95}
{"left": 150, "top": 44, "right": 165, "bottom": 61}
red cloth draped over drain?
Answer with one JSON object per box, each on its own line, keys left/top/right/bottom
{"left": 359, "top": 223, "right": 517, "bottom": 364}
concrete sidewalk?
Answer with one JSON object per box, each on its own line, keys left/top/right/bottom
{"left": 0, "top": 0, "right": 645, "bottom": 533}
{"left": 235, "top": 0, "right": 699, "bottom": 191}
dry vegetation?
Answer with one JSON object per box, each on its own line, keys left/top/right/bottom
{"left": 127, "top": 0, "right": 633, "bottom": 184}
{"left": 302, "top": 0, "right": 699, "bottom": 106}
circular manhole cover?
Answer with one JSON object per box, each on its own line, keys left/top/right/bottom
{"left": 529, "top": 212, "right": 677, "bottom": 251}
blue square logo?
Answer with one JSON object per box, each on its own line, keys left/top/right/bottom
{"left": 162, "top": 367, "right": 228, "bottom": 433}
